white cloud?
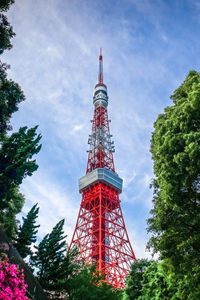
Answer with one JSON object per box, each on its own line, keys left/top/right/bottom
{"left": 19, "top": 171, "right": 79, "bottom": 243}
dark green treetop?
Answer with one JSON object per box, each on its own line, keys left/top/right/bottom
{"left": 15, "top": 203, "right": 40, "bottom": 258}
{"left": 31, "top": 219, "right": 81, "bottom": 298}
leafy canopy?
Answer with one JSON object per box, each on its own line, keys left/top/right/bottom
{"left": 148, "top": 70, "right": 200, "bottom": 299}
{"left": 139, "top": 261, "right": 177, "bottom": 300}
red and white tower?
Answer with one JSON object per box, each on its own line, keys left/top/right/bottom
{"left": 70, "top": 49, "right": 136, "bottom": 288}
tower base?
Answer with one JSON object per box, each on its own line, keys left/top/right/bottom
{"left": 70, "top": 182, "right": 136, "bottom": 289}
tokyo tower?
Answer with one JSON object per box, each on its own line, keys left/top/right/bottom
{"left": 70, "top": 49, "right": 136, "bottom": 288}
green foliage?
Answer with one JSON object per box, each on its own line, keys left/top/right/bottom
{"left": 0, "top": 13, "right": 15, "bottom": 54}
{"left": 68, "top": 263, "right": 122, "bottom": 300}
{"left": 31, "top": 219, "right": 80, "bottom": 297}
{"left": 0, "top": 186, "right": 24, "bottom": 237}
{"left": 139, "top": 261, "right": 177, "bottom": 300}
{"left": 0, "top": 126, "right": 41, "bottom": 191}
{"left": 0, "top": 126, "right": 41, "bottom": 236}
{"left": 124, "top": 259, "right": 152, "bottom": 300}
{"left": 0, "top": 0, "right": 14, "bottom": 12}
{"left": 148, "top": 70, "right": 200, "bottom": 298}
{"left": 0, "top": 62, "right": 25, "bottom": 138}
{"left": 124, "top": 260, "right": 180, "bottom": 300}
{"left": 0, "top": 0, "right": 15, "bottom": 54}
{"left": 15, "top": 203, "right": 40, "bottom": 258}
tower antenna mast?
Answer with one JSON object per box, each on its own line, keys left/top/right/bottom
{"left": 98, "top": 48, "right": 103, "bottom": 84}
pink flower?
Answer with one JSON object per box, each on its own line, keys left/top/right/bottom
{"left": 0, "top": 270, "right": 5, "bottom": 282}
{"left": 0, "top": 258, "right": 28, "bottom": 300}
{"left": 5, "top": 286, "right": 12, "bottom": 295}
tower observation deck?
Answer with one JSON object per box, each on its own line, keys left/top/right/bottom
{"left": 70, "top": 49, "right": 136, "bottom": 289}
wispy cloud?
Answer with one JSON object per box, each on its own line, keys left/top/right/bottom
{"left": 20, "top": 171, "right": 79, "bottom": 243}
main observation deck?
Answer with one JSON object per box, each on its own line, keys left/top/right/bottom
{"left": 79, "top": 168, "right": 123, "bottom": 193}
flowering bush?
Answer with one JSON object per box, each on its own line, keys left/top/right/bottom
{"left": 0, "top": 257, "right": 28, "bottom": 299}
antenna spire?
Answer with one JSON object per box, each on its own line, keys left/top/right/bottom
{"left": 98, "top": 48, "right": 103, "bottom": 84}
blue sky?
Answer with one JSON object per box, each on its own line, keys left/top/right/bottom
{"left": 3, "top": 0, "right": 200, "bottom": 258}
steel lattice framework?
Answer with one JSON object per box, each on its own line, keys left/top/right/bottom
{"left": 86, "top": 105, "right": 115, "bottom": 173}
{"left": 70, "top": 49, "right": 136, "bottom": 288}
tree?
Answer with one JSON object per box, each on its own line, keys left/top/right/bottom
{"left": 0, "top": 126, "right": 41, "bottom": 194}
{"left": 68, "top": 263, "right": 122, "bottom": 300}
{"left": 31, "top": 219, "right": 81, "bottom": 298}
{"left": 0, "top": 0, "right": 15, "bottom": 54}
{"left": 0, "top": 126, "right": 41, "bottom": 237}
{"left": 0, "top": 62, "right": 25, "bottom": 139}
{"left": 0, "top": 0, "right": 42, "bottom": 238}
{"left": 124, "top": 259, "right": 152, "bottom": 300}
{"left": 140, "top": 261, "right": 177, "bottom": 300}
{"left": 15, "top": 203, "right": 40, "bottom": 259}
{"left": 0, "top": 186, "right": 25, "bottom": 238}
{"left": 148, "top": 70, "right": 200, "bottom": 298}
